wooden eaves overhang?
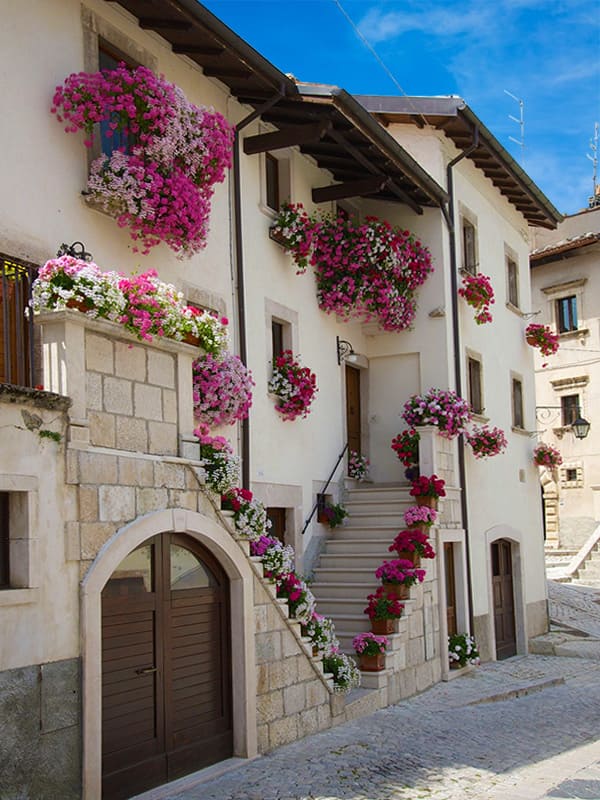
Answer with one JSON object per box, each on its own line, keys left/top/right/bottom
{"left": 530, "top": 233, "right": 600, "bottom": 267}
{"left": 355, "top": 95, "right": 563, "bottom": 230}
{"left": 113, "top": 0, "right": 447, "bottom": 213}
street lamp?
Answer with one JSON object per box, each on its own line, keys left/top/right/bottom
{"left": 535, "top": 406, "right": 591, "bottom": 440}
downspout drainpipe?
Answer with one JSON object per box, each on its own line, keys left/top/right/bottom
{"left": 232, "top": 88, "right": 285, "bottom": 488}
{"left": 445, "top": 125, "right": 479, "bottom": 631}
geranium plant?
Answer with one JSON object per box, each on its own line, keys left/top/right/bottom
{"left": 375, "top": 559, "right": 426, "bottom": 587}
{"left": 195, "top": 426, "right": 240, "bottom": 494}
{"left": 533, "top": 442, "right": 563, "bottom": 468}
{"left": 320, "top": 502, "right": 348, "bottom": 529}
{"left": 364, "top": 587, "right": 405, "bottom": 621}
{"left": 52, "top": 65, "right": 234, "bottom": 256}
{"left": 466, "top": 425, "right": 508, "bottom": 459}
{"left": 404, "top": 505, "right": 438, "bottom": 528}
{"left": 391, "top": 428, "right": 420, "bottom": 467}
{"left": 389, "top": 529, "right": 436, "bottom": 559}
{"left": 221, "top": 488, "right": 270, "bottom": 539}
{"left": 410, "top": 474, "right": 446, "bottom": 499}
{"left": 193, "top": 352, "right": 254, "bottom": 427}
{"left": 448, "top": 632, "right": 480, "bottom": 667}
{"left": 458, "top": 272, "right": 495, "bottom": 324}
{"left": 402, "top": 388, "right": 472, "bottom": 438}
{"left": 352, "top": 632, "right": 388, "bottom": 656}
{"left": 348, "top": 450, "right": 370, "bottom": 481}
{"left": 271, "top": 203, "right": 434, "bottom": 332}
{"left": 525, "top": 323, "right": 560, "bottom": 357}
{"left": 268, "top": 350, "right": 318, "bottom": 421}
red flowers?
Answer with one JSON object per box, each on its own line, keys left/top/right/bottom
{"left": 389, "top": 529, "right": 436, "bottom": 559}
{"left": 268, "top": 350, "right": 318, "bottom": 421}
{"left": 410, "top": 474, "right": 446, "bottom": 499}
{"left": 364, "top": 587, "right": 405, "bottom": 620}
{"left": 458, "top": 272, "right": 495, "bottom": 324}
{"left": 525, "top": 323, "right": 560, "bottom": 357}
{"left": 391, "top": 428, "right": 420, "bottom": 466}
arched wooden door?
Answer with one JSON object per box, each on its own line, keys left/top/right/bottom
{"left": 491, "top": 539, "right": 517, "bottom": 660}
{"left": 101, "top": 534, "right": 232, "bottom": 800}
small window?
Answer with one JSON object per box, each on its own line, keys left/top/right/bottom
{"left": 98, "top": 43, "right": 137, "bottom": 157}
{"left": 462, "top": 219, "right": 477, "bottom": 273}
{"left": 0, "top": 493, "right": 9, "bottom": 589}
{"left": 467, "top": 357, "right": 483, "bottom": 415}
{"left": 507, "top": 257, "right": 519, "bottom": 308}
{"left": 512, "top": 378, "right": 524, "bottom": 429}
{"left": 266, "top": 507, "right": 287, "bottom": 544}
{"left": 265, "top": 153, "right": 280, "bottom": 211}
{"left": 561, "top": 394, "right": 579, "bottom": 426}
{"left": 566, "top": 468, "right": 578, "bottom": 482}
{"left": 272, "top": 320, "right": 284, "bottom": 360}
{"left": 556, "top": 296, "right": 578, "bottom": 333}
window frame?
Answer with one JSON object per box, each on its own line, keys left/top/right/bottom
{"left": 461, "top": 217, "right": 478, "bottom": 274}
{"left": 511, "top": 376, "right": 524, "bottom": 429}
{"left": 506, "top": 255, "right": 519, "bottom": 309}
{"left": 561, "top": 394, "right": 580, "bottom": 426}
{"left": 467, "top": 355, "right": 484, "bottom": 416}
{"left": 556, "top": 295, "right": 578, "bottom": 333}
{"left": 265, "top": 153, "right": 280, "bottom": 212}
{"left": 0, "top": 492, "right": 9, "bottom": 589}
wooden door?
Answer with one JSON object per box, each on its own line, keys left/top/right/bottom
{"left": 345, "top": 365, "right": 361, "bottom": 457}
{"left": 443, "top": 542, "right": 457, "bottom": 636}
{"left": 101, "top": 535, "right": 232, "bottom": 800}
{"left": 491, "top": 540, "right": 517, "bottom": 659}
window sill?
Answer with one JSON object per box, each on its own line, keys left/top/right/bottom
{"left": 260, "top": 202, "right": 278, "bottom": 221}
{"left": 505, "top": 302, "right": 524, "bottom": 317}
{"left": 511, "top": 426, "right": 530, "bottom": 437}
{"left": 471, "top": 412, "right": 489, "bottom": 424}
{"left": 0, "top": 587, "right": 39, "bottom": 607}
{"left": 558, "top": 328, "right": 589, "bottom": 341}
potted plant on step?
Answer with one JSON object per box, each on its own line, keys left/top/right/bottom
{"left": 410, "top": 474, "right": 446, "bottom": 509}
{"left": 404, "top": 504, "right": 438, "bottom": 531}
{"left": 364, "top": 587, "right": 405, "bottom": 634}
{"left": 319, "top": 501, "right": 348, "bottom": 528}
{"left": 448, "top": 632, "right": 480, "bottom": 669}
{"left": 388, "top": 529, "right": 436, "bottom": 568}
{"left": 375, "top": 559, "right": 426, "bottom": 600}
{"left": 352, "top": 632, "right": 388, "bottom": 672}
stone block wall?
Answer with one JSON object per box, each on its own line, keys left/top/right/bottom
{"left": 0, "top": 658, "right": 80, "bottom": 800}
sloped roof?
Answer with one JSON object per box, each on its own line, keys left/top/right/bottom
{"left": 530, "top": 232, "right": 600, "bottom": 266}
{"left": 355, "top": 95, "right": 563, "bottom": 229}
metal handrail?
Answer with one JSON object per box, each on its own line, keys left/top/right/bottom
{"left": 301, "top": 442, "right": 348, "bottom": 535}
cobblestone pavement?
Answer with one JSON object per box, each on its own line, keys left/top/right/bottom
{"left": 548, "top": 580, "right": 600, "bottom": 637}
{"left": 140, "top": 652, "right": 600, "bottom": 800}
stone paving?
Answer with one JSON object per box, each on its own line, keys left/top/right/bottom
{"left": 135, "top": 582, "right": 600, "bottom": 800}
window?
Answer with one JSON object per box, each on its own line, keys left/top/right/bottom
{"left": 266, "top": 507, "right": 287, "bottom": 544}
{"left": 461, "top": 219, "right": 477, "bottom": 273}
{"left": 566, "top": 468, "right": 578, "bottom": 482}
{"left": 271, "top": 320, "right": 284, "bottom": 360}
{"left": 556, "top": 296, "right": 578, "bottom": 333}
{"left": 98, "top": 43, "right": 137, "bottom": 158}
{"left": 265, "top": 153, "right": 280, "bottom": 211}
{"left": 512, "top": 378, "right": 524, "bottom": 429}
{"left": 0, "top": 493, "right": 9, "bottom": 589}
{"left": 0, "top": 253, "right": 37, "bottom": 387}
{"left": 507, "top": 257, "right": 519, "bottom": 308}
{"left": 561, "top": 394, "right": 579, "bottom": 426}
{"left": 467, "top": 357, "right": 483, "bottom": 415}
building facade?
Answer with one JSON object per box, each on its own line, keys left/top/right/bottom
{"left": 0, "top": 2, "right": 559, "bottom": 798}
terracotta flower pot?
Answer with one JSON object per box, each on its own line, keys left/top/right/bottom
{"left": 66, "top": 297, "right": 91, "bottom": 313}
{"left": 182, "top": 332, "right": 200, "bottom": 347}
{"left": 358, "top": 652, "right": 385, "bottom": 672}
{"left": 394, "top": 549, "right": 421, "bottom": 569}
{"left": 526, "top": 335, "right": 537, "bottom": 347}
{"left": 371, "top": 617, "right": 396, "bottom": 635}
{"left": 381, "top": 582, "right": 409, "bottom": 600}
{"left": 416, "top": 495, "right": 437, "bottom": 509}
{"left": 449, "top": 660, "right": 463, "bottom": 670}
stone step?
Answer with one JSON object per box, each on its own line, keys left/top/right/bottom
{"left": 344, "top": 511, "right": 407, "bottom": 528}
{"left": 313, "top": 567, "right": 382, "bottom": 584}
{"left": 345, "top": 485, "right": 410, "bottom": 503}
{"left": 328, "top": 612, "right": 411, "bottom": 634}
{"left": 325, "top": 538, "right": 395, "bottom": 555}
{"left": 312, "top": 595, "right": 415, "bottom": 616}
{"left": 319, "top": 552, "right": 391, "bottom": 570}
{"left": 344, "top": 499, "right": 413, "bottom": 515}
{"left": 328, "top": 525, "right": 401, "bottom": 540}
{"left": 310, "top": 580, "right": 382, "bottom": 599}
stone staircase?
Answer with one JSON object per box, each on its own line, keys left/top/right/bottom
{"left": 544, "top": 546, "right": 578, "bottom": 582}
{"left": 545, "top": 541, "right": 600, "bottom": 588}
{"left": 311, "top": 484, "right": 415, "bottom": 653}
{"left": 570, "top": 541, "right": 600, "bottom": 588}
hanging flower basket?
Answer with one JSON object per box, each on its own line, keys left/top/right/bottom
{"left": 533, "top": 442, "right": 563, "bottom": 468}
{"left": 465, "top": 425, "right": 508, "bottom": 459}
{"left": 268, "top": 350, "right": 318, "bottom": 421}
{"left": 525, "top": 323, "right": 560, "bottom": 357}
{"left": 402, "top": 388, "right": 472, "bottom": 439}
{"left": 458, "top": 272, "right": 495, "bottom": 324}
{"left": 193, "top": 351, "right": 254, "bottom": 428}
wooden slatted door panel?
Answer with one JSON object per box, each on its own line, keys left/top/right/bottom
{"left": 345, "top": 365, "right": 361, "bottom": 457}
{"left": 492, "top": 540, "right": 517, "bottom": 660}
{"left": 165, "top": 537, "right": 232, "bottom": 779}
{"left": 443, "top": 542, "right": 457, "bottom": 636}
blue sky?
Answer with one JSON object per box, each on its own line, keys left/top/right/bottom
{"left": 203, "top": 0, "right": 600, "bottom": 216}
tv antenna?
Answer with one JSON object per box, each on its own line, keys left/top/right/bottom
{"left": 504, "top": 89, "right": 525, "bottom": 165}
{"left": 587, "top": 122, "right": 599, "bottom": 208}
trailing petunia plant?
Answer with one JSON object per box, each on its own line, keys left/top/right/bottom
{"left": 195, "top": 427, "right": 241, "bottom": 494}
{"left": 249, "top": 535, "right": 294, "bottom": 580}
{"left": 193, "top": 352, "right": 254, "bottom": 428}
{"left": 352, "top": 632, "right": 388, "bottom": 656}
{"left": 271, "top": 203, "right": 434, "bottom": 331}
{"left": 458, "top": 272, "right": 495, "bottom": 324}
{"left": 348, "top": 450, "right": 370, "bottom": 481}
{"left": 221, "top": 488, "right": 270, "bottom": 539}
{"left": 52, "top": 65, "right": 234, "bottom": 256}
{"left": 403, "top": 388, "right": 472, "bottom": 439}
{"left": 525, "top": 323, "right": 560, "bottom": 357}
{"left": 533, "top": 442, "right": 563, "bottom": 469}
{"left": 448, "top": 632, "right": 480, "bottom": 667}
{"left": 465, "top": 425, "right": 508, "bottom": 459}
{"left": 268, "top": 350, "right": 318, "bottom": 421}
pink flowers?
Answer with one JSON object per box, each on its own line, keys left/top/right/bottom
{"left": 193, "top": 352, "right": 254, "bottom": 428}
{"left": 533, "top": 442, "right": 563, "bottom": 468}
{"left": 352, "top": 632, "right": 388, "bottom": 656}
{"left": 466, "top": 425, "right": 508, "bottom": 459}
{"left": 403, "top": 388, "right": 472, "bottom": 439}
{"left": 525, "top": 323, "right": 560, "bottom": 357}
{"left": 458, "top": 272, "right": 495, "bottom": 324}
{"left": 410, "top": 474, "right": 446, "bottom": 499}
{"left": 389, "top": 529, "right": 436, "bottom": 559}
{"left": 271, "top": 203, "right": 434, "bottom": 332}
{"left": 268, "top": 350, "right": 318, "bottom": 421}
{"left": 52, "top": 65, "right": 234, "bottom": 256}
{"left": 375, "top": 559, "right": 426, "bottom": 586}
{"left": 404, "top": 505, "right": 438, "bottom": 527}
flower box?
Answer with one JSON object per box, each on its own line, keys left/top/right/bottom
{"left": 358, "top": 653, "right": 385, "bottom": 672}
{"left": 370, "top": 618, "right": 396, "bottom": 635}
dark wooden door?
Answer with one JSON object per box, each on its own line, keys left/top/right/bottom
{"left": 443, "top": 542, "right": 457, "bottom": 636}
{"left": 491, "top": 539, "right": 517, "bottom": 659}
{"left": 345, "top": 365, "right": 361, "bottom": 457}
{"left": 101, "top": 535, "right": 232, "bottom": 800}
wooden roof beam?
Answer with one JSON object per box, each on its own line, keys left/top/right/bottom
{"left": 172, "top": 44, "right": 224, "bottom": 56}
{"left": 312, "top": 176, "right": 389, "bottom": 204}
{"left": 139, "top": 17, "right": 192, "bottom": 31}
{"left": 203, "top": 66, "right": 252, "bottom": 80}
{"left": 243, "top": 120, "right": 332, "bottom": 155}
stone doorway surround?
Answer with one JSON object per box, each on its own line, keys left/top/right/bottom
{"left": 80, "top": 508, "right": 257, "bottom": 800}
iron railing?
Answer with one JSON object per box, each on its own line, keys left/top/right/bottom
{"left": 301, "top": 443, "right": 348, "bottom": 535}
{"left": 0, "top": 253, "right": 37, "bottom": 388}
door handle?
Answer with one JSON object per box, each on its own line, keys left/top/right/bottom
{"left": 135, "top": 666, "right": 158, "bottom": 675}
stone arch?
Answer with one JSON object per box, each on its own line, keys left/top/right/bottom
{"left": 80, "top": 508, "right": 257, "bottom": 800}
{"left": 483, "top": 525, "right": 527, "bottom": 660}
